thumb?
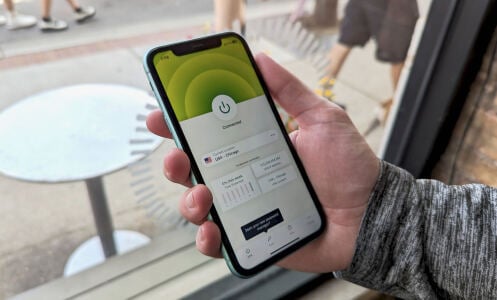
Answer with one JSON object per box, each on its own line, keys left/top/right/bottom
{"left": 255, "top": 53, "right": 325, "bottom": 125}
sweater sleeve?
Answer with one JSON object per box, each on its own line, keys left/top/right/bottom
{"left": 334, "top": 161, "right": 497, "bottom": 299}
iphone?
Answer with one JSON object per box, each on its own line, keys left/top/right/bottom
{"left": 143, "top": 32, "right": 325, "bottom": 277}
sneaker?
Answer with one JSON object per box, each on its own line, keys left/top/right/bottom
{"left": 74, "top": 6, "right": 96, "bottom": 23}
{"left": 5, "top": 12, "right": 37, "bottom": 30}
{"left": 38, "top": 18, "right": 68, "bottom": 31}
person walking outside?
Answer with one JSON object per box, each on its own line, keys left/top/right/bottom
{"left": 38, "top": 0, "right": 95, "bottom": 31}
{"left": 319, "top": 0, "right": 419, "bottom": 124}
{"left": 213, "top": 0, "right": 246, "bottom": 36}
{"left": 0, "top": 0, "right": 37, "bottom": 30}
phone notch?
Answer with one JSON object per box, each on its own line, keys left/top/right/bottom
{"left": 172, "top": 37, "right": 222, "bottom": 56}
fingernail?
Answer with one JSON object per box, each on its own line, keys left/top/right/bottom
{"left": 186, "top": 191, "right": 195, "bottom": 210}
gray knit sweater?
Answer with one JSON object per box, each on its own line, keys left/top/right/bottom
{"left": 335, "top": 161, "right": 497, "bottom": 299}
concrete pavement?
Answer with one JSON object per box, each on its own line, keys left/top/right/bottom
{"left": 0, "top": 0, "right": 293, "bottom": 57}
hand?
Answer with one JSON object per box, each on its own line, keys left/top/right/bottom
{"left": 146, "top": 53, "right": 380, "bottom": 273}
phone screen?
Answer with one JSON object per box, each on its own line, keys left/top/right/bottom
{"left": 147, "top": 33, "right": 324, "bottom": 275}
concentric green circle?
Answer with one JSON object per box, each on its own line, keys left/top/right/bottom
{"left": 184, "top": 69, "right": 257, "bottom": 119}
{"left": 159, "top": 52, "right": 263, "bottom": 121}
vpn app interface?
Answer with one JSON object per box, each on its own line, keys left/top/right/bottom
{"left": 153, "top": 37, "right": 321, "bottom": 269}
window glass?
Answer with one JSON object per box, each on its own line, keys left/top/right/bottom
{"left": 0, "top": 0, "right": 432, "bottom": 298}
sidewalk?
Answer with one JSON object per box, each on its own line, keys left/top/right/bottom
{"left": 0, "top": 1, "right": 388, "bottom": 298}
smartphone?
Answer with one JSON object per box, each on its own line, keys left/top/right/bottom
{"left": 143, "top": 32, "right": 325, "bottom": 277}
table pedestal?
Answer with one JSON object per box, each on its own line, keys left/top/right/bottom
{"left": 62, "top": 176, "right": 151, "bottom": 276}
{"left": 64, "top": 230, "right": 150, "bottom": 276}
{"left": 86, "top": 176, "right": 117, "bottom": 257}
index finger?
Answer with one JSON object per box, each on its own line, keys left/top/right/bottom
{"left": 146, "top": 109, "right": 172, "bottom": 139}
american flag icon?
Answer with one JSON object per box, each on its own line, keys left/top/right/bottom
{"left": 204, "top": 156, "right": 212, "bottom": 164}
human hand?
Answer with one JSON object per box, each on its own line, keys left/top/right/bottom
{"left": 146, "top": 53, "right": 380, "bottom": 273}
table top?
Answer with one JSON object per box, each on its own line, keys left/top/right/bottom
{"left": 0, "top": 84, "right": 162, "bottom": 183}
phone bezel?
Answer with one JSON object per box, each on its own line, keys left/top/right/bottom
{"left": 144, "top": 32, "right": 326, "bottom": 277}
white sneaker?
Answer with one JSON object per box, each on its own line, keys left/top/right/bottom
{"left": 74, "top": 6, "right": 96, "bottom": 23}
{"left": 5, "top": 12, "right": 37, "bottom": 30}
{"left": 0, "top": 15, "right": 6, "bottom": 26}
{"left": 38, "top": 18, "right": 68, "bottom": 31}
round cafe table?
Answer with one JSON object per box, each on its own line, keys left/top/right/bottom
{"left": 0, "top": 84, "right": 162, "bottom": 275}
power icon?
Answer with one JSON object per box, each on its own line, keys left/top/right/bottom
{"left": 212, "top": 95, "right": 237, "bottom": 121}
{"left": 219, "top": 101, "right": 231, "bottom": 114}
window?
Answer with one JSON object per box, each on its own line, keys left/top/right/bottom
{"left": 3, "top": 0, "right": 474, "bottom": 298}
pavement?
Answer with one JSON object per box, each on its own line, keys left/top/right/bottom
{"left": 0, "top": 0, "right": 389, "bottom": 298}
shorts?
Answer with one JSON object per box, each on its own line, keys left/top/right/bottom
{"left": 338, "top": 0, "right": 419, "bottom": 63}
